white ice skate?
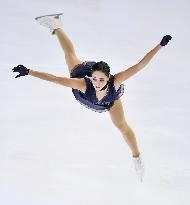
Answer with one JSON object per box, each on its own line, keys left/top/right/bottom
{"left": 35, "top": 13, "right": 63, "bottom": 35}
{"left": 133, "top": 154, "right": 145, "bottom": 182}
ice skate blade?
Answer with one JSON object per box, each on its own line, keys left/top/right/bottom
{"left": 35, "top": 13, "right": 63, "bottom": 20}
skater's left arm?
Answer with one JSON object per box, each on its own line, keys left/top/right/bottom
{"left": 114, "top": 35, "right": 172, "bottom": 85}
{"left": 114, "top": 44, "right": 162, "bottom": 84}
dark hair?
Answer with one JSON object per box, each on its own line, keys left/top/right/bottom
{"left": 91, "top": 61, "right": 110, "bottom": 78}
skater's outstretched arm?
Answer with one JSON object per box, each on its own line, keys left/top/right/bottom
{"left": 12, "top": 65, "right": 84, "bottom": 90}
{"left": 114, "top": 44, "right": 162, "bottom": 83}
{"left": 29, "top": 70, "right": 84, "bottom": 90}
{"left": 114, "top": 35, "right": 172, "bottom": 85}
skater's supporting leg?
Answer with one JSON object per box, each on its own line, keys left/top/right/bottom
{"left": 54, "top": 28, "right": 83, "bottom": 72}
{"left": 108, "top": 99, "right": 140, "bottom": 157}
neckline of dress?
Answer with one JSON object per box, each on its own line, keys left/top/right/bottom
{"left": 94, "top": 84, "right": 110, "bottom": 103}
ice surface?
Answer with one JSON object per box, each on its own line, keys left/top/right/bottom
{"left": 0, "top": 0, "right": 190, "bottom": 204}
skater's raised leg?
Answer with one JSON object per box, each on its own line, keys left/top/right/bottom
{"left": 35, "top": 14, "right": 83, "bottom": 73}
{"left": 54, "top": 28, "right": 83, "bottom": 72}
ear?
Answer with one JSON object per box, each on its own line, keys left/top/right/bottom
{"left": 85, "top": 75, "right": 93, "bottom": 80}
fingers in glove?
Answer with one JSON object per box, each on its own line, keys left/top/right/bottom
{"left": 15, "top": 74, "right": 22, "bottom": 78}
{"left": 12, "top": 67, "right": 19, "bottom": 72}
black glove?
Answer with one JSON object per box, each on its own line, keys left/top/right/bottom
{"left": 12, "top": 64, "right": 30, "bottom": 78}
{"left": 160, "top": 35, "right": 172, "bottom": 46}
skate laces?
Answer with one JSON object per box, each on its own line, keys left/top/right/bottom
{"left": 134, "top": 156, "right": 144, "bottom": 170}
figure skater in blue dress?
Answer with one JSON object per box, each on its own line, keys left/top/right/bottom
{"left": 12, "top": 13, "right": 172, "bottom": 182}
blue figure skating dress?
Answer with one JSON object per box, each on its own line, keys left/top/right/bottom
{"left": 70, "top": 61, "right": 125, "bottom": 113}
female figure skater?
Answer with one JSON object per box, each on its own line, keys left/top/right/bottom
{"left": 12, "top": 13, "right": 172, "bottom": 182}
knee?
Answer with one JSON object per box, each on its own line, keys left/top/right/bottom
{"left": 114, "top": 120, "right": 129, "bottom": 133}
{"left": 120, "top": 123, "right": 133, "bottom": 136}
{"left": 65, "top": 51, "right": 76, "bottom": 59}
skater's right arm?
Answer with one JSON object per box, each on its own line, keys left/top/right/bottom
{"left": 28, "top": 69, "right": 84, "bottom": 90}
{"left": 12, "top": 65, "right": 85, "bottom": 90}
{"left": 29, "top": 69, "right": 57, "bottom": 83}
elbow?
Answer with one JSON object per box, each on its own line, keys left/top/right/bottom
{"left": 54, "top": 77, "right": 64, "bottom": 86}
{"left": 54, "top": 76, "right": 70, "bottom": 87}
{"left": 137, "top": 62, "right": 146, "bottom": 70}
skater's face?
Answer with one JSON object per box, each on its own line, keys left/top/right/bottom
{"left": 91, "top": 71, "right": 110, "bottom": 91}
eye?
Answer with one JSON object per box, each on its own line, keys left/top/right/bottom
{"left": 92, "top": 78, "right": 104, "bottom": 82}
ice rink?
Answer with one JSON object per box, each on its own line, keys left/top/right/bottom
{"left": 1, "top": 0, "right": 190, "bottom": 204}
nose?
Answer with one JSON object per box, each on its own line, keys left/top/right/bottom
{"left": 95, "top": 82, "right": 100, "bottom": 86}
